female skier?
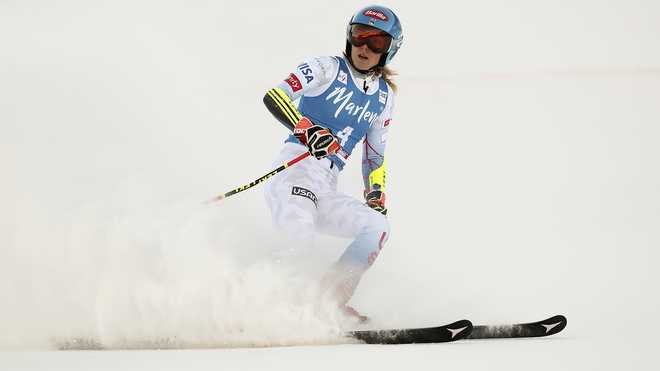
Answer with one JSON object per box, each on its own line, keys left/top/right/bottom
{"left": 262, "top": 5, "right": 403, "bottom": 321}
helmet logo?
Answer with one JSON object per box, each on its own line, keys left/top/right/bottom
{"left": 363, "top": 9, "right": 388, "bottom": 21}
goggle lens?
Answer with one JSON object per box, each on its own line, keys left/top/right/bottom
{"left": 349, "top": 25, "right": 392, "bottom": 54}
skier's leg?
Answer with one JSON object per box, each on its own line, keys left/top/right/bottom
{"left": 316, "top": 192, "right": 390, "bottom": 306}
{"left": 264, "top": 143, "right": 335, "bottom": 246}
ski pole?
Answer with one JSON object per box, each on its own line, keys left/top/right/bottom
{"left": 211, "top": 151, "right": 311, "bottom": 202}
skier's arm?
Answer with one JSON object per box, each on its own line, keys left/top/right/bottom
{"left": 263, "top": 87, "right": 302, "bottom": 132}
{"left": 362, "top": 88, "right": 395, "bottom": 214}
{"left": 262, "top": 57, "right": 337, "bottom": 132}
{"left": 362, "top": 125, "right": 388, "bottom": 215}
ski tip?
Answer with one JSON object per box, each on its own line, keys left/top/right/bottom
{"left": 445, "top": 319, "right": 474, "bottom": 341}
{"left": 539, "top": 314, "right": 567, "bottom": 336}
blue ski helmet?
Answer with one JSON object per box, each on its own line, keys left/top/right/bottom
{"left": 345, "top": 5, "right": 403, "bottom": 67}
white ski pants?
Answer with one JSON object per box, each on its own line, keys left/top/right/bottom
{"left": 264, "top": 143, "right": 390, "bottom": 303}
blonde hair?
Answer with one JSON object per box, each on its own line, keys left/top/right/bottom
{"left": 373, "top": 66, "right": 397, "bottom": 93}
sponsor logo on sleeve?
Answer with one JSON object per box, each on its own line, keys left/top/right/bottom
{"left": 337, "top": 70, "right": 348, "bottom": 85}
{"left": 379, "top": 89, "right": 388, "bottom": 104}
{"left": 364, "top": 9, "right": 388, "bottom": 21}
{"left": 285, "top": 73, "right": 303, "bottom": 92}
{"left": 297, "top": 63, "right": 314, "bottom": 83}
{"left": 291, "top": 186, "right": 318, "bottom": 207}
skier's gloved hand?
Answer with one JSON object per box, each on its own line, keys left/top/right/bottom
{"left": 365, "top": 189, "right": 387, "bottom": 215}
{"left": 294, "top": 117, "right": 341, "bottom": 159}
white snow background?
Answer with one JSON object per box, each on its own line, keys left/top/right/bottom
{"left": 1, "top": 0, "right": 659, "bottom": 370}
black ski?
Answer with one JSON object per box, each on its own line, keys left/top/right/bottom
{"left": 349, "top": 319, "right": 473, "bottom": 344}
{"left": 467, "top": 314, "right": 567, "bottom": 339}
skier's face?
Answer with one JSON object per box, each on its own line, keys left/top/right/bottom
{"left": 351, "top": 43, "right": 382, "bottom": 71}
{"left": 348, "top": 24, "right": 389, "bottom": 70}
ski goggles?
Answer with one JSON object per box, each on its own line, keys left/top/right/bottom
{"left": 349, "top": 24, "right": 392, "bottom": 54}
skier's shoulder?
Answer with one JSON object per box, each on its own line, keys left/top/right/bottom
{"left": 300, "top": 55, "right": 340, "bottom": 82}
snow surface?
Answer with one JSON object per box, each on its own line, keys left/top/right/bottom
{"left": 1, "top": 1, "right": 659, "bottom": 370}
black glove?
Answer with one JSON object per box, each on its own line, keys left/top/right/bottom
{"left": 365, "top": 190, "right": 387, "bottom": 215}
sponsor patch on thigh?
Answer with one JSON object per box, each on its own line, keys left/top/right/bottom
{"left": 291, "top": 186, "right": 318, "bottom": 207}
